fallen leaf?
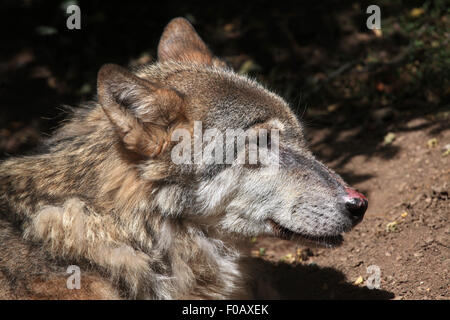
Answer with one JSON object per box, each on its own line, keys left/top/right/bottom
{"left": 354, "top": 276, "right": 364, "bottom": 285}
{"left": 372, "top": 28, "right": 382, "bottom": 37}
{"left": 383, "top": 132, "right": 396, "bottom": 145}
{"left": 386, "top": 221, "right": 398, "bottom": 232}
{"left": 427, "top": 138, "right": 438, "bottom": 148}
{"left": 410, "top": 8, "right": 425, "bottom": 18}
{"left": 281, "top": 253, "right": 295, "bottom": 264}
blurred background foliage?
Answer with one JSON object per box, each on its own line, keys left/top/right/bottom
{"left": 0, "top": 0, "right": 448, "bottom": 160}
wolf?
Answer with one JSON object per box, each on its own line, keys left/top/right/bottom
{"left": 0, "top": 17, "right": 368, "bottom": 299}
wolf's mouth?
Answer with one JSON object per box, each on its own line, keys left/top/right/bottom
{"left": 268, "top": 219, "right": 344, "bottom": 248}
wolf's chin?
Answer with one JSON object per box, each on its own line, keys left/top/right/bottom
{"left": 267, "top": 219, "right": 344, "bottom": 248}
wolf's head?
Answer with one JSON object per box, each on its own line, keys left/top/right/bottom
{"left": 97, "top": 18, "right": 367, "bottom": 247}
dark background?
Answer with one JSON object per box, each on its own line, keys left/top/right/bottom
{"left": 0, "top": 0, "right": 448, "bottom": 161}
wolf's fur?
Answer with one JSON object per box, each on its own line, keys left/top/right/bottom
{"left": 0, "top": 18, "right": 364, "bottom": 299}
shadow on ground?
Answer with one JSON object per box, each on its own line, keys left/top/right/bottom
{"left": 246, "top": 258, "right": 394, "bottom": 299}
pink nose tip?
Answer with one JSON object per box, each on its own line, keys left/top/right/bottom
{"left": 343, "top": 187, "right": 368, "bottom": 219}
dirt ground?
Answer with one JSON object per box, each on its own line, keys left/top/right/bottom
{"left": 0, "top": 1, "right": 448, "bottom": 300}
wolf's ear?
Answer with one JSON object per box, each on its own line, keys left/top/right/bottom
{"left": 97, "top": 63, "right": 185, "bottom": 158}
{"left": 157, "top": 17, "right": 227, "bottom": 68}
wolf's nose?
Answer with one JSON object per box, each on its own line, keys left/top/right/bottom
{"left": 343, "top": 188, "right": 368, "bottom": 220}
